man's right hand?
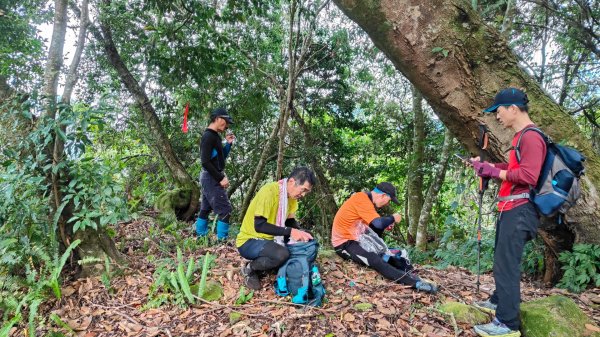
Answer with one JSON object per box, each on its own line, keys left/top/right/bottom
{"left": 220, "top": 176, "right": 230, "bottom": 188}
{"left": 392, "top": 213, "right": 402, "bottom": 223}
{"left": 290, "top": 228, "right": 313, "bottom": 242}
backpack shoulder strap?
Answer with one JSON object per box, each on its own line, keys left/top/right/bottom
{"left": 515, "top": 127, "right": 548, "bottom": 163}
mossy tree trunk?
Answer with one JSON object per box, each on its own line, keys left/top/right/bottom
{"left": 333, "top": 0, "right": 600, "bottom": 278}
{"left": 98, "top": 0, "right": 199, "bottom": 221}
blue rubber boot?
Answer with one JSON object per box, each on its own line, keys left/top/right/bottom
{"left": 195, "top": 217, "right": 208, "bottom": 237}
{"left": 216, "top": 220, "right": 230, "bottom": 240}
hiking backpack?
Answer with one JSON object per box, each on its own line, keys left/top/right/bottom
{"left": 274, "top": 240, "right": 326, "bottom": 306}
{"left": 513, "top": 127, "right": 585, "bottom": 217}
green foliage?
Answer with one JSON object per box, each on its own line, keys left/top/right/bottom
{"left": 0, "top": 0, "right": 48, "bottom": 87}
{"left": 521, "top": 238, "right": 545, "bottom": 276}
{"left": 557, "top": 244, "right": 600, "bottom": 293}
{"left": 0, "top": 95, "right": 129, "bottom": 331}
{"left": 90, "top": 254, "right": 118, "bottom": 293}
{"left": 197, "top": 252, "right": 212, "bottom": 299}
{"left": 49, "top": 313, "right": 75, "bottom": 336}
{"left": 433, "top": 227, "right": 495, "bottom": 273}
{"left": 144, "top": 249, "right": 215, "bottom": 309}
{"left": 235, "top": 286, "right": 254, "bottom": 305}
{"left": 0, "top": 314, "right": 21, "bottom": 337}
{"left": 431, "top": 46, "right": 449, "bottom": 57}
{"left": 63, "top": 158, "right": 129, "bottom": 233}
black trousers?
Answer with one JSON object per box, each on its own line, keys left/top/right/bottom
{"left": 238, "top": 239, "right": 290, "bottom": 272}
{"left": 334, "top": 240, "right": 418, "bottom": 286}
{"left": 199, "top": 171, "right": 232, "bottom": 222}
{"left": 490, "top": 202, "right": 539, "bottom": 330}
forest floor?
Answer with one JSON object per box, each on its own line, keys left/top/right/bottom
{"left": 21, "top": 218, "right": 600, "bottom": 337}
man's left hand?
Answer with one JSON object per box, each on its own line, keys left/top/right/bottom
{"left": 472, "top": 160, "right": 500, "bottom": 179}
{"left": 225, "top": 132, "right": 236, "bottom": 144}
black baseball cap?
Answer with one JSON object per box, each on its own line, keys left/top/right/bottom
{"left": 483, "top": 88, "right": 529, "bottom": 113}
{"left": 375, "top": 182, "right": 399, "bottom": 204}
{"left": 210, "top": 107, "right": 234, "bottom": 124}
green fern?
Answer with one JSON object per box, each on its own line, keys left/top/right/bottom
{"left": 49, "top": 313, "right": 75, "bottom": 335}
{"left": 0, "top": 313, "right": 21, "bottom": 337}
{"left": 48, "top": 239, "right": 81, "bottom": 299}
{"left": 27, "top": 298, "right": 42, "bottom": 337}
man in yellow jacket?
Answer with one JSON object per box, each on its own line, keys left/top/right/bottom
{"left": 236, "top": 167, "right": 315, "bottom": 290}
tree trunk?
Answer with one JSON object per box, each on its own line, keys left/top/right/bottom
{"left": 98, "top": 0, "right": 199, "bottom": 220}
{"left": 276, "top": 0, "right": 299, "bottom": 181}
{"left": 407, "top": 86, "right": 425, "bottom": 245}
{"left": 538, "top": 8, "right": 549, "bottom": 87}
{"left": 42, "top": 0, "right": 70, "bottom": 251}
{"left": 500, "top": 0, "right": 515, "bottom": 36}
{"left": 241, "top": 0, "right": 326, "bottom": 218}
{"left": 42, "top": 0, "right": 67, "bottom": 121}
{"left": 0, "top": 75, "right": 14, "bottom": 100}
{"left": 415, "top": 128, "right": 453, "bottom": 250}
{"left": 292, "top": 108, "right": 339, "bottom": 234}
{"left": 43, "top": 0, "right": 67, "bottom": 224}
{"left": 62, "top": 0, "right": 88, "bottom": 105}
{"left": 240, "top": 113, "right": 283, "bottom": 219}
{"left": 40, "top": 0, "right": 124, "bottom": 276}
{"left": 333, "top": 0, "right": 600, "bottom": 247}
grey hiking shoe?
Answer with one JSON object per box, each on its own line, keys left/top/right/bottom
{"left": 473, "top": 299, "right": 497, "bottom": 314}
{"left": 474, "top": 317, "right": 521, "bottom": 337}
{"left": 415, "top": 280, "right": 439, "bottom": 294}
{"left": 241, "top": 262, "right": 261, "bottom": 290}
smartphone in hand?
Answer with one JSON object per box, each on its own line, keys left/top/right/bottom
{"left": 454, "top": 153, "right": 472, "bottom": 165}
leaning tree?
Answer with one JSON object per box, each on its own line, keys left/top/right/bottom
{"left": 333, "top": 0, "right": 600, "bottom": 283}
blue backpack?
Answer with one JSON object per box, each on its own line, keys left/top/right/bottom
{"left": 274, "top": 240, "right": 326, "bottom": 306}
{"left": 513, "top": 127, "right": 585, "bottom": 217}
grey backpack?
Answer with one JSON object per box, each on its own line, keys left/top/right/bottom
{"left": 514, "top": 128, "right": 585, "bottom": 217}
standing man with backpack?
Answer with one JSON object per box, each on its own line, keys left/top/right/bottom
{"left": 236, "top": 167, "right": 316, "bottom": 290}
{"left": 331, "top": 182, "right": 438, "bottom": 294}
{"left": 471, "top": 88, "right": 546, "bottom": 337}
{"left": 195, "top": 107, "right": 236, "bottom": 240}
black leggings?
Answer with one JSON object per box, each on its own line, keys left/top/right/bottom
{"left": 335, "top": 240, "right": 418, "bottom": 286}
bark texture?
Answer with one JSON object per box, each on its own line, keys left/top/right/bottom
{"left": 42, "top": 0, "right": 68, "bottom": 121}
{"left": 407, "top": 86, "right": 425, "bottom": 244}
{"left": 333, "top": 0, "right": 600, "bottom": 245}
{"left": 98, "top": 1, "right": 199, "bottom": 220}
{"left": 415, "top": 128, "right": 453, "bottom": 250}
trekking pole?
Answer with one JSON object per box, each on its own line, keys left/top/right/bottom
{"left": 476, "top": 124, "right": 490, "bottom": 294}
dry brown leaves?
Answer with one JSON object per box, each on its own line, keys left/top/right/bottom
{"left": 13, "top": 219, "right": 599, "bottom": 337}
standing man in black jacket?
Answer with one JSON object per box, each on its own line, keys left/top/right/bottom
{"left": 195, "top": 107, "right": 236, "bottom": 240}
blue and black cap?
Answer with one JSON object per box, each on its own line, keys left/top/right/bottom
{"left": 210, "top": 107, "right": 234, "bottom": 124}
{"left": 374, "top": 182, "right": 400, "bottom": 204}
{"left": 483, "top": 88, "right": 529, "bottom": 113}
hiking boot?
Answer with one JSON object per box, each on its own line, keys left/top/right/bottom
{"left": 241, "top": 262, "right": 261, "bottom": 290}
{"left": 473, "top": 299, "right": 497, "bottom": 314}
{"left": 474, "top": 318, "right": 521, "bottom": 337}
{"left": 415, "top": 280, "right": 439, "bottom": 294}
